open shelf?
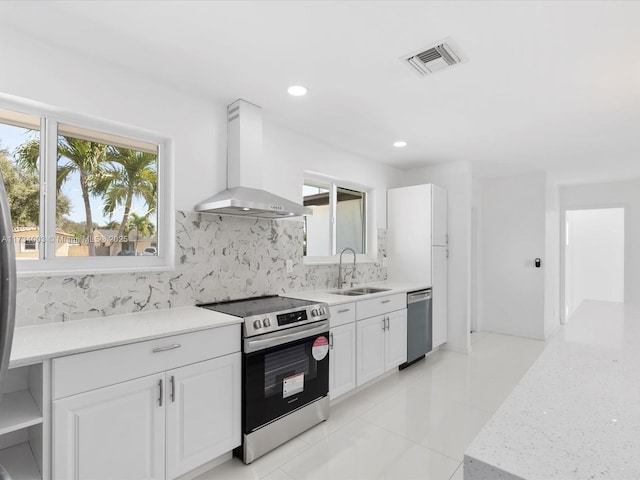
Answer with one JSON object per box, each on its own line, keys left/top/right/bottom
{"left": 0, "top": 391, "right": 42, "bottom": 436}
{"left": 0, "top": 442, "right": 41, "bottom": 480}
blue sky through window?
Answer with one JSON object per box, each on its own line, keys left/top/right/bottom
{"left": 0, "top": 123, "right": 150, "bottom": 225}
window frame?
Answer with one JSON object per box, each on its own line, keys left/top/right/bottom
{"left": 0, "top": 93, "right": 175, "bottom": 276}
{"left": 302, "top": 172, "right": 375, "bottom": 265}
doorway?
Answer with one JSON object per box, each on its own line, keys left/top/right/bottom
{"left": 564, "top": 208, "right": 624, "bottom": 321}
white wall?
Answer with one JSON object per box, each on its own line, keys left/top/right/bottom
{"left": 0, "top": 28, "right": 403, "bottom": 254}
{"left": 479, "top": 172, "right": 547, "bottom": 340}
{"left": 560, "top": 180, "right": 640, "bottom": 306}
{"left": 0, "top": 29, "right": 227, "bottom": 214}
{"left": 565, "top": 208, "right": 624, "bottom": 317}
{"left": 262, "top": 122, "right": 404, "bottom": 231}
{"left": 402, "top": 161, "right": 472, "bottom": 353}
{"left": 544, "top": 177, "right": 561, "bottom": 337}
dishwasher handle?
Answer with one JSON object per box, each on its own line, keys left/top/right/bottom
{"left": 408, "top": 289, "right": 431, "bottom": 304}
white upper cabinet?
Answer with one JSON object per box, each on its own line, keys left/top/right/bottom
{"left": 387, "top": 184, "right": 432, "bottom": 285}
{"left": 387, "top": 183, "right": 448, "bottom": 285}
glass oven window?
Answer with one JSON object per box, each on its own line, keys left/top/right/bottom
{"left": 264, "top": 344, "right": 317, "bottom": 398}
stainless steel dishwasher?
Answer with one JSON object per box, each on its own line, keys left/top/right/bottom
{"left": 400, "top": 289, "right": 432, "bottom": 369}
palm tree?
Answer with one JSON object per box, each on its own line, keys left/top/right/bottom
{"left": 16, "top": 136, "right": 107, "bottom": 256}
{"left": 126, "top": 212, "right": 155, "bottom": 254}
{"left": 93, "top": 146, "right": 157, "bottom": 244}
{"left": 102, "top": 220, "right": 120, "bottom": 230}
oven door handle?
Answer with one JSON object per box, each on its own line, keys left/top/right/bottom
{"left": 244, "top": 321, "right": 329, "bottom": 353}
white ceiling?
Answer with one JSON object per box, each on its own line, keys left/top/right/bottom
{"left": 2, "top": 0, "right": 640, "bottom": 183}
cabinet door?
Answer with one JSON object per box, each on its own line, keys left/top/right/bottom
{"left": 166, "top": 353, "right": 241, "bottom": 479}
{"left": 53, "top": 373, "right": 165, "bottom": 480}
{"left": 356, "top": 315, "right": 385, "bottom": 386}
{"left": 432, "top": 246, "right": 448, "bottom": 347}
{"left": 329, "top": 323, "right": 356, "bottom": 400}
{"left": 385, "top": 309, "right": 408, "bottom": 371}
{"left": 432, "top": 184, "right": 448, "bottom": 246}
{"left": 387, "top": 185, "right": 432, "bottom": 284}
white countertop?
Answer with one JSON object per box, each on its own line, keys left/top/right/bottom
{"left": 10, "top": 306, "right": 241, "bottom": 367}
{"left": 11, "top": 280, "right": 427, "bottom": 368}
{"left": 464, "top": 300, "right": 640, "bottom": 479}
{"left": 286, "top": 280, "right": 430, "bottom": 306}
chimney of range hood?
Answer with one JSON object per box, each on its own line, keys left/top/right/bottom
{"left": 194, "top": 99, "right": 312, "bottom": 218}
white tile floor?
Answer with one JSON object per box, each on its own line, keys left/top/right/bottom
{"left": 196, "top": 332, "right": 547, "bottom": 480}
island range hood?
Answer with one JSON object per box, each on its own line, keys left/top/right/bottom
{"left": 194, "top": 99, "right": 312, "bottom": 218}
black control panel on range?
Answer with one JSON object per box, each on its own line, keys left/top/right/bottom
{"left": 277, "top": 310, "right": 308, "bottom": 326}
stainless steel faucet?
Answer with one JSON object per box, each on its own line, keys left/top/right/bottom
{"left": 338, "top": 247, "right": 356, "bottom": 289}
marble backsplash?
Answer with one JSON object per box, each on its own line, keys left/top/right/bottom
{"left": 15, "top": 211, "right": 387, "bottom": 327}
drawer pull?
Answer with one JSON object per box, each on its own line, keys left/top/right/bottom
{"left": 337, "top": 308, "right": 350, "bottom": 314}
{"left": 381, "top": 299, "right": 391, "bottom": 304}
{"left": 152, "top": 344, "right": 182, "bottom": 353}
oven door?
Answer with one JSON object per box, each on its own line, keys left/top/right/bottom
{"left": 243, "top": 320, "right": 329, "bottom": 434}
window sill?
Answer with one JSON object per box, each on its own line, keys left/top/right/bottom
{"left": 16, "top": 257, "right": 175, "bottom": 277}
{"left": 303, "top": 255, "right": 378, "bottom": 266}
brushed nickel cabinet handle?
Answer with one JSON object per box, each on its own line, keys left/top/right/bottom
{"left": 381, "top": 299, "right": 391, "bottom": 304}
{"left": 337, "top": 308, "right": 350, "bottom": 314}
{"left": 170, "top": 375, "right": 176, "bottom": 403}
{"left": 158, "top": 379, "right": 163, "bottom": 407}
{"left": 152, "top": 344, "right": 181, "bottom": 353}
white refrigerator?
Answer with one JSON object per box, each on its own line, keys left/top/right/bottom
{"left": 387, "top": 184, "right": 448, "bottom": 347}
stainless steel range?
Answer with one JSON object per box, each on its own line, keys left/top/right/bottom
{"left": 199, "top": 295, "right": 330, "bottom": 464}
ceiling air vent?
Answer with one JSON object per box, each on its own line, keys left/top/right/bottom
{"left": 402, "top": 40, "right": 465, "bottom": 77}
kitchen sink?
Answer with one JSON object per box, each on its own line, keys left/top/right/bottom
{"left": 331, "top": 287, "right": 391, "bottom": 296}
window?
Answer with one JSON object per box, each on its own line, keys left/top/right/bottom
{"left": 303, "top": 178, "right": 367, "bottom": 257}
{"left": 24, "top": 240, "right": 37, "bottom": 251}
{"left": 0, "top": 97, "right": 173, "bottom": 275}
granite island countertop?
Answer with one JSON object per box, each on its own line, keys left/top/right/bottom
{"left": 10, "top": 306, "right": 241, "bottom": 367}
{"left": 464, "top": 300, "right": 640, "bottom": 480}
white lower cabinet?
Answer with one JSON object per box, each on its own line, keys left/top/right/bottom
{"left": 53, "top": 373, "right": 165, "bottom": 480}
{"left": 356, "top": 308, "right": 407, "bottom": 386}
{"left": 52, "top": 325, "right": 241, "bottom": 480}
{"left": 329, "top": 322, "right": 356, "bottom": 400}
{"left": 384, "top": 309, "right": 408, "bottom": 371}
{"left": 356, "top": 315, "right": 385, "bottom": 385}
{"left": 166, "top": 355, "right": 241, "bottom": 479}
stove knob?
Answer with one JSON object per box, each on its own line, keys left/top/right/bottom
{"left": 312, "top": 309, "right": 319, "bottom": 317}
{"left": 320, "top": 307, "right": 326, "bottom": 316}
{"left": 253, "top": 319, "right": 263, "bottom": 330}
{"left": 263, "top": 318, "right": 271, "bottom": 327}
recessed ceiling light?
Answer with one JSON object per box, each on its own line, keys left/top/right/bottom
{"left": 393, "top": 141, "right": 408, "bottom": 148}
{"left": 288, "top": 85, "right": 308, "bottom": 96}
{"left": 241, "top": 207, "right": 251, "bottom": 211}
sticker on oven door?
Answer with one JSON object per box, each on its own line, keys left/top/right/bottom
{"left": 312, "top": 336, "right": 329, "bottom": 361}
{"left": 283, "top": 372, "right": 304, "bottom": 398}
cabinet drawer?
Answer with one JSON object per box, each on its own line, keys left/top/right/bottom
{"left": 356, "top": 293, "right": 406, "bottom": 320}
{"left": 53, "top": 324, "right": 240, "bottom": 400}
{"left": 329, "top": 303, "right": 356, "bottom": 328}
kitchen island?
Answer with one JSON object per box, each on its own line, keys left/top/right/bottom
{"left": 464, "top": 300, "right": 640, "bottom": 479}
